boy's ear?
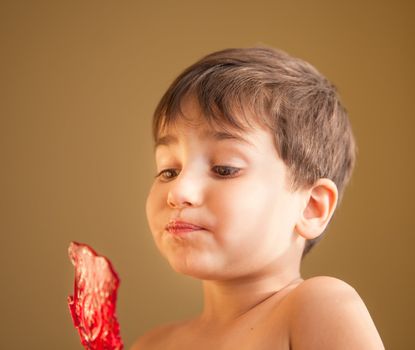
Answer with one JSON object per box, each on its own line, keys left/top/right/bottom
{"left": 294, "top": 179, "right": 338, "bottom": 240}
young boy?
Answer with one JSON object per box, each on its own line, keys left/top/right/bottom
{"left": 133, "top": 47, "right": 384, "bottom": 349}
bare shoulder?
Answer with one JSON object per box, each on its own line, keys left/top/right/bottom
{"left": 288, "top": 276, "right": 365, "bottom": 312}
{"left": 291, "top": 275, "right": 359, "bottom": 300}
{"left": 130, "top": 320, "right": 185, "bottom": 350}
{"left": 287, "top": 276, "right": 384, "bottom": 350}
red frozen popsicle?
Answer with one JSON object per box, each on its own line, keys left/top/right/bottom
{"left": 67, "top": 242, "right": 123, "bottom": 350}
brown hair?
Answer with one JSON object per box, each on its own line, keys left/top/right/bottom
{"left": 152, "top": 46, "right": 356, "bottom": 257}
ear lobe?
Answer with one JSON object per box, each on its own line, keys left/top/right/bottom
{"left": 295, "top": 179, "right": 338, "bottom": 240}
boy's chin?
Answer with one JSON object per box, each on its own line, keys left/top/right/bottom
{"left": 166, "top": 257, "right": 251, "bottom": 282}
{"left": 166, "top": 257, "right": 229, "bottom": 281}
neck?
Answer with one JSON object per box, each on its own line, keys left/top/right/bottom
{"left": 200, "top": 258, "right": 302, "bottom": 325}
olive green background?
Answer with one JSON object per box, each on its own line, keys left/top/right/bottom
{"left": 1, "top": 0, "right": 413, "bottom": 349}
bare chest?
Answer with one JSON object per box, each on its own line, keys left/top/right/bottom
{"left": 154, "top": 313, "right": 291, "bottom": 350}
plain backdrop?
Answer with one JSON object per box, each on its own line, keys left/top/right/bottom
{"left": 1, "top": 0, "right": 414, "bottom": 349}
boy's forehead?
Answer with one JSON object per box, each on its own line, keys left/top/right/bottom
{"left": 154, "top": 96, "right": 273, "bottom": 149}
{"left": 155, "top": 124, "right": 254, "bottom": 149}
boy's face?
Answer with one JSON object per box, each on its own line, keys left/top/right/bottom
{"left": 146, "top": 99, "right": 305, "bottom": 280}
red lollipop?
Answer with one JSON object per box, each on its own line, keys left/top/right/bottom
{"left": 67, "top": 242, "right": 123, "bottom": 350}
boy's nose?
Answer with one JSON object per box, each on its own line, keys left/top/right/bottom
{"left": 166, "top": 171, "right": 203, "bottom": 209}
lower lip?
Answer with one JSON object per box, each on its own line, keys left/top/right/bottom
{"left": 167, "top": 227, "right": 204, "bottom": 236}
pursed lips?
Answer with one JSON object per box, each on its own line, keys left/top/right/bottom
{"left": 165, "top": 220, "right": 205, "bottom": 235}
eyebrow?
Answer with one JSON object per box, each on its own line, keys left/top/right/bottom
{"left": 155, "top": 134, "right": 178, "bottom": 148}
{"left": 154, "top": 130, "right": 253, "bottom": 149}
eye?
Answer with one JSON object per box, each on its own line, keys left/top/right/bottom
{"left": 212, "top": 165, "right": 241, "bottom": 178}
{"left": 155, "top": 168, "right": 180, "bottom": 181}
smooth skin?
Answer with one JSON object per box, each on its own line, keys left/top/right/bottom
{"left": 133, "top": 98, "right": 384, "bottom": 349}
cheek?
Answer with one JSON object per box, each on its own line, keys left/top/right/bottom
{"left": 214, "top": 178, "right": 274, "bottom": 210}
{"left": 209, "top": 181, "right": 273, "bottom": 230}
{"left": 211, "top": 180, "right": 292, "bottom": 238}
{"left": 145, "top": 184, "right": 165, "bottom": 232}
